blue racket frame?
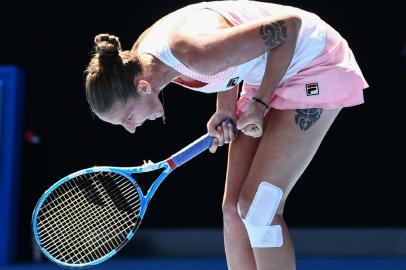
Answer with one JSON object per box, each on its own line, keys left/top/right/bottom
{"left": 32, "top": 130, "right": 219, "bottom": 267}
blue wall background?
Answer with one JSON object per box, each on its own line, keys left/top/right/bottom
{"left": 0, "top": 67, "right": 25, "bottom": 264}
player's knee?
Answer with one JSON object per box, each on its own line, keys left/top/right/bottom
{"left": 236, "top": 191, "right": 253, "bottom": 219}
{"left": 277, "top": 199, "right": 286, "bottom": 216}
{"left": 237, "top": 186, "right": 286, "bottom": 219}
{"left": 222, "top": 201, "right": 237, "bottom": 223}
{"left": 222, "top": 202, "right": 245, "bottom": 233}
{"left": 273, "top": 213, "right": 284, "bottom": 224}
{"left": 237, "top": 181, "right": 284, "bottom": 248}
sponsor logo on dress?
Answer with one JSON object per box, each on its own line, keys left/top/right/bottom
{"left": 226, "top": 77, "right": 239, "bottom": 87}
{"left": 306, "top": 83, "right": 319, "bottom": 96}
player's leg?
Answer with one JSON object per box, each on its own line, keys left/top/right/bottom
{"left": 238, "top": 108, "right": 341, "bottom": 270}
{"left": 222, "top": 132, "right": 261, "bottom": 270}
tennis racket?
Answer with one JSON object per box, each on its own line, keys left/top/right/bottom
{"left": 32, "top": 120, "right": 234, "bottom": 268}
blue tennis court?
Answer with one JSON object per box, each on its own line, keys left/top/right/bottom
{"left": 2, "top": 257, "right": 406, "bottom": 270}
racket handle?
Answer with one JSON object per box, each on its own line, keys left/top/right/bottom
{"left": 170, "top": 119, "right": 236, "bottom": 168}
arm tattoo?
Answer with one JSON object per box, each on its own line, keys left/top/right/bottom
{"left": 259, "top": 20, "right": 288, "bottom": 49}
{"left": 295, "top": 108, "right": 323, "bottom": 131}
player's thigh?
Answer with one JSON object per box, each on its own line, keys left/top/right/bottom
{"left": 222, "top": 132, "right": 259, "bottom": 213}
{"left": 238, "top": 108, "right": 341, "bottom": 215}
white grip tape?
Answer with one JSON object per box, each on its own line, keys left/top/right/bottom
{"left": 238, "top": 181, "right": 284, "bottom": 248}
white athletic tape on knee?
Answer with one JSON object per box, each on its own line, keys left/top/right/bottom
{"left": 238, "top": 181, "right": 283, "bottom": 248}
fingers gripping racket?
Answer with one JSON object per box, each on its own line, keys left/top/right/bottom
{"left": 32, "top": 121, "right": 233, "bottom": 268}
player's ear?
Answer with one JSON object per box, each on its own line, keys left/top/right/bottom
{"left": 135, "top": 79, "right": 152, "bottom": 95}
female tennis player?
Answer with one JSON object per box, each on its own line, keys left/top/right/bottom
{"left": 84, "top": 1, "right": 368, "bottom": 269}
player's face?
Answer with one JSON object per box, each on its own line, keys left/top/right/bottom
{"left": 98, "top": 93, "right": 164, "bottom": 133}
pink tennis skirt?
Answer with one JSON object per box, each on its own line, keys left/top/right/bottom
{"left": 237, "top": 24, "right": 369, "bottom": 115}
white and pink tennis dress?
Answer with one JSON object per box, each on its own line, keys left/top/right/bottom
{"left": 137, "top": 0, "right": 369, "bottom": 114}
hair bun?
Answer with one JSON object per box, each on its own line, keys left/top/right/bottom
{"left": 94, "top": 34, "right": 122, "bottom": 64}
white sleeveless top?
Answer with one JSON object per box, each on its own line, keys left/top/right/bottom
{"left": 138, "top": 0, "right": 327, "bottom": 93}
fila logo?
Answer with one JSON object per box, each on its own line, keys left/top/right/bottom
{"left": 306, "top": 83, "right": 319, "bottom": 96}
{"left": 226, "top": 77, "right": 239, "bottom": 87}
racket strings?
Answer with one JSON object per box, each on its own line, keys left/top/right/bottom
{"left": 37, "top": 174, "right": 130, "bottom": 262}
{"left": 38, "top": 173, "right": 137, "bottom": 245}
{"left": 40, "top": 176, "right": 139, "bottom": 263}
{"left": 58, "top": 189, "right": 136, "bottom": 264}
{"left": 70, "top": 173, "right": 140, "bottom": 263}
{"left": 38, "top": 173, "right": 140, "bottom": 264}
{"left": 36, "top": 171, "right": 141, "bottom": 264}
{"left": 73, "top": 174, "right": 141, "bottom": 263}
{"left": 38, "top": 173, "right": 135, "bottom": 246}
{"left": 38, "top": 173, "right": 140, "bottom": 262}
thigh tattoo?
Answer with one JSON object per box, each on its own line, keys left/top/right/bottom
{"left": 294, "top": 108, "right": 323, "bottom": 131}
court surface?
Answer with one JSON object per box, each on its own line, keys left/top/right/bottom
{"left": 1, "top": 257, "right": 406, "bottom": 270}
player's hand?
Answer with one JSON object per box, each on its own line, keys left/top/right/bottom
{"left": 207, "top": 110, "right": 238, "bottom": 153}
{"left": 236, "top": 100, "right": 267, "bottom": 138}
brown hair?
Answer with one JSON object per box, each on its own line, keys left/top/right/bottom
{"left": 85, "top": 34, "right": 142, "bottom": 114}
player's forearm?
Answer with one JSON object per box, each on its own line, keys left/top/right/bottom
{"left": 254, "top": 36, "right": 297, "bottom": 103}
{"left": 216, "top": 85, "right": 239, "bottom": 113}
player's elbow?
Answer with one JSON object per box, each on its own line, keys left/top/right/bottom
{"left": 270, "top": 16, "right": 301, "bottom": 48}
{"left": 286, "top": 16, "right": 302, "bottom": 40}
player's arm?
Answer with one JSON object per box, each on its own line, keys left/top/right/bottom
{"left": 207, "top": 85, "right": 239, "bottom": 153}
{"left": 217, "top": 84, "right": 239, "bottom": 115}
{"left": 170, "top": 14, "right": 301, "bottom": 75}
{"left": 231, "top": 18, "right": 300, "bottom": 137}
{"left": 253, "top": 31, "right": 297, "bottom": 105}
{"left": 234, "top": 40, "right": 295, "bottom": 137}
